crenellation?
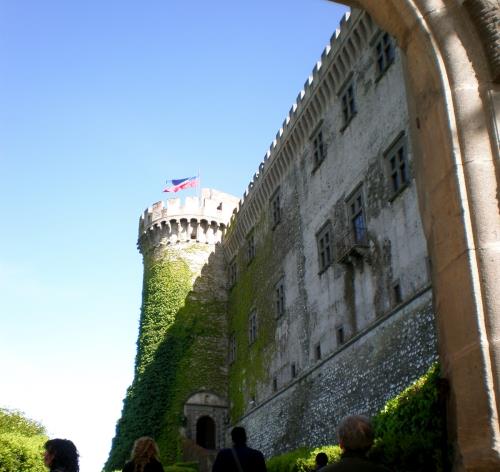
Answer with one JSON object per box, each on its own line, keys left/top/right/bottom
{"left": 138, "top": 189, "right": 238, "bottom": 254}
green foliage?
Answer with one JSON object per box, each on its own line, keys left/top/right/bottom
{"left": 106, "top": 246, "right": 229, "bottom": 471}
{"left": 370, "top": 363, "right": 446, "bottom": 471}
{"left": 266, "top": 445, "right": 341, "bottom": 472}
{"left": 173, "top": 461, "right": 198, "bottom": 471}
{"left": 227, "top": 218, "right": 280, "bottom": 420}
{"left": 0, "top": 409, "right": 45, "bottom": 437}
{"left": 0, "top": 409, "right": 48, "bottom": 472}
{"left": 295, "top": 445, "right": 342, "bottom": 471}
{"left": 267, "top": 364, "right": 445, "bottom": 472}
{"left": 164, "top": 466, "right": 196, "bottom": 472}
{"left": 266, "top": 447, "right": 309, "bottom": 472}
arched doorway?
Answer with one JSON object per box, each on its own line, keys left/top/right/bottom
{"left": 330, "top": 1, "right": 500, "bottom": 470}
{"left": 196, "top": 415, "right": 216, "bottom": 450}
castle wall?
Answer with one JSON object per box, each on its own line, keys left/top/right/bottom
{"left": 239, "top": 294, "right": 436, "bottom": 455}
{"left": 224, "top": 9, "right": 438, "bottom": 455}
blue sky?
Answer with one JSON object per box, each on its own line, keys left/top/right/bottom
{"left": 0, "top": 1, "right": 348, "bottom": 470}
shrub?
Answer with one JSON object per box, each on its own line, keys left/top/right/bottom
{"left": 267, "top": 363, "right": 445, "bottom": 472}
{"left": 295, "top": 445, "right": 342, "bottom": 471}
{"left": 370, "top": 363, "right": 446, "bottom": 471}
{"left": 174, "top": 461, "right": 199, "bottom": 471}
{"left": 0, "top": 432, "right": 47, "bottom": 472}
{"left": 0, "top": 409, "right": 48, "bottom": 472}
{"left": 266, "top": 447, "right": 310, "bottom": 472}
{"left": 164, "top": 466, "right": 196, "bottom": 472}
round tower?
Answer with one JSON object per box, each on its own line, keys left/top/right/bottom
{"left": 106, "top": 188, "right": 239, "bottom": 470}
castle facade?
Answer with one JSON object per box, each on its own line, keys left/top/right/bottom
{"left": 106, "top": 9, "right": 438, "bottom": 470}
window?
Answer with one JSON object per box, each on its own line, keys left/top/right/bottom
{"left": 311, "top": 126, "right": 326, "bottom": 168}
{"left": 317, "top": 223, "right": 333, "bottom": 273}
{"left": 229, "top": 334, "right": 237, "bottom": 364}
{"left": 385, "top": 135, "right": 409, "bottom": 196}
{"left": 336, "top": 326, "right": 345, "bottom": 346}
{"left": 228, "top": 259, "right": 237, "bottom": 287}
{"left": 247, "top": 232, "right": 256, "bottom": 263}
{"left": 315, "top": 343, "right": 322, "bottom": 361}
{"left": 291, "top": 363, "right": 297, "bottom": 379}
{"left": 375, "top": 32, "right": 395, "bottom": 77}
{"left": 341, "top": 82, "right": 357, "bottom": 127}
{"left": 275, "top": 279, "right": 285, "bottom": 318}
{"left": 270, "top": 188, "right": 281, "bottom": 228}
{"left": 393, "top": 282, "right": 403, "bottom": 306}
{"left": 347, "top": 188, "right": 367, "bottom": 245}
{"left": 273, "top": 377, "right": 278, "bottom": 392}
{"left": 248, "top": 310, "right": 258, "bottom": 344}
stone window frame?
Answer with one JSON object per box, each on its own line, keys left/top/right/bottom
{"left": 228, "top": 258, "right": 237, "bottom": 288}
{"left": 384, "top": 132, "right": 410, "bottom": 200}
{"left": 246, "top": 230, "right": 256, "bottom": 264}
{"left": 248, "top": 309, "right": 258, "bottom": 345}
{"left": 310, "top": 121, "right": 327, "bottom": 172}
{"left": 339, "top": 74, "right": 357, "bottom": 131}
{"left": 346, "top": 184, "right": 367, "bottom": 245}
{"left": 275, "top": 277, "right": 285, "bottom": 318}
{"left": 270, "top": 187, "right": 281, "bottom": 229}
{"left": 229, "top": 333, "right": 237, "bottom": 364}
{"left": 373, "top": 30, "right": 395, "bottom": 80}
{"left": 316, "top": 221, "right": 334, "bottom": 274}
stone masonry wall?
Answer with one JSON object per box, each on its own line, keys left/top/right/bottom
{"left": 239, "top": 293, "right": 437, "bottom": 456}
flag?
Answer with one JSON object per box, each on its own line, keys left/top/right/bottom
{"left": 163, "top": 176, "right": 199, "bottom": 193}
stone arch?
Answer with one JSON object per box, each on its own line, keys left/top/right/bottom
{"left": 330, "top": 1, "right": 500, "bottom": 470}
{"left": 183, "top": 391, "right": 228, "bottom": 451}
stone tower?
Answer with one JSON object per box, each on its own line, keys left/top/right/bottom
{"left": 105, "top": 188, "right": 239, "bottom": 471}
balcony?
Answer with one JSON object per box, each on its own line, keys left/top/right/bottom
{"left": 336, "top": 225, "right": 369, "bottom": 263}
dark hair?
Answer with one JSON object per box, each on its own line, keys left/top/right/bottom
{"left": 337, "top": 415, "right": 374, "bottom": 452}
{"left": 231, "top": 426, "right": 247, "bottom": 446}
{"left": 45, "top": 438, "right": 79, "bottom": 472}
{"left": 315, "top": 452, "right": 328, "bottom": 467}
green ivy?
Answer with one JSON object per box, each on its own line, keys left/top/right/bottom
{"left": 105, "top": 245, "right": 228, "bottom": 470}
{"left": 227, "top": 217, "right": 279, "bottom": 420}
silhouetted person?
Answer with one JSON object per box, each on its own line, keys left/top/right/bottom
{"left": 322, "top": 416, "right": 391, "bottom": 472}
{"left": 122, "top": 437, "right": 164, "bottom": 472}
{"left": 315, "top": 452, "right": 329, "bottom": 470}
{"left": 212, "top": 426, "right": 267, "bottom": 472}
{"left": 44, "top": 438, "right": 79, "bottom": 472}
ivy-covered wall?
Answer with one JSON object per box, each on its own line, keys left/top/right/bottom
{"left": 105, "top": 243, "right": 229, "bottom": 471}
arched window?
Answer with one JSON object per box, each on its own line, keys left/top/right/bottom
{"left": 196, "top": 415, "right": 216, "bottom": 449}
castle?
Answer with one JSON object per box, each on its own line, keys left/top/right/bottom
{"left": 106, "top": 3, "right": 500, "bottom": 471}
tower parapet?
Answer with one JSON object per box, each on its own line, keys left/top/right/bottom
{"left": 138, "top": 188, "right": 239, "bottom": 254}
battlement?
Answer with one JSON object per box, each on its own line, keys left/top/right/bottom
{"left": 138, "top": 188, "right": 239, "bottom": 253}
{"left": 223, "top": 9, "right": 380, "bottom": 259}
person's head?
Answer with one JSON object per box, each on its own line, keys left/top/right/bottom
{"left": 231, "top": 426, "right": 247, "bottom": 447}
{"left": 336, "top": 415, "right": 374, "bottom": 452}
{"left": 44, "top": 438, "right": 79, "bottom": 472}
{"left": 315, "top": 452, "right": 328, "bottom": 468}
{"left": 130, "top": 437, "right": 160, "bottom": 464}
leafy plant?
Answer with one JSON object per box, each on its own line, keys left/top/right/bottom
{"left": 0, "top": 409, "right": 48, "bottom": 472}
